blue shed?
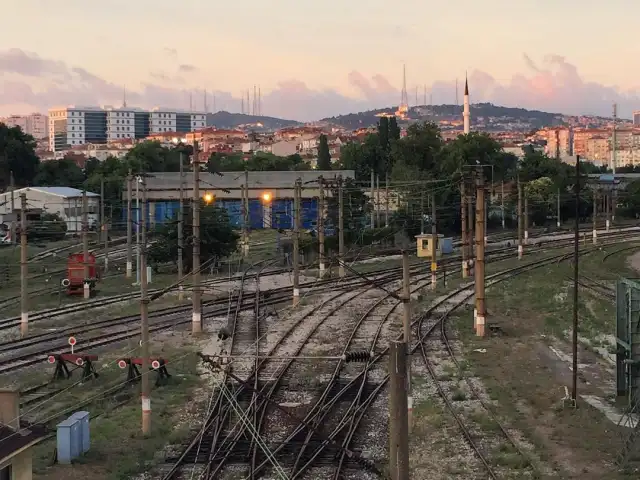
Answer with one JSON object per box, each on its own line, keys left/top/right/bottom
{"left": 248, "top": 199, "right": 263, "bottom": 229}
{"left": 273, "top": 199, "right": 293, "bottom": 229}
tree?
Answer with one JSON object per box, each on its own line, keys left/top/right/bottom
{"left": 389, "top": 117, "right": 401, "bottom": 142}
{"left": 34, "top": 157, "right": 85, "bottom": 188}
{"left": 317, "top": 134, "right": 332, "bottom": 170}
{"left": 377, "top": 117, "right": 389, "bottom": 151}
{"left": 325, "top": 178, "right": 370, "bottom": 245}
{"left": 148, "top": 203, "right": 239, "bottom": 272}
{"left": 620, "top": 180, "right": 640, "bottom": 217}
{"left": 0, "top": 124, "right": 40, "bottom": 189}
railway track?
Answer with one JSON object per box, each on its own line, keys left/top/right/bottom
{"left": 165, "top": 233, "right": 638, "bottom": 479}
{"left": 161, "top": 234, "right": 628, "bottom": 479}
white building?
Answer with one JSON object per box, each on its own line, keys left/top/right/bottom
{"left": 0, "top": 187, "right": 100, "bottom": 233}
{"left": 149, "top": 107, "right": 206, "bottom": 134}
{"left": 0, "top": 113, "right": 48, "bottom": 139}
{"left": 48, "top": 105, "right": 207, "bottom": 152}
{"left": 48, "top": 106, "right": 107, "bottom": 152}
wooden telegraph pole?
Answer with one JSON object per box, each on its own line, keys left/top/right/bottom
{"left": 126, "top": 173, "right": 133, "bottom": 278}
{"left": 139, "top": 177, "right": 151, "bottom": 435}
{"left": 192, "top": 142, "right": 202, "bottom": 334}
{"left": 318, "top": 175, "right": 325, "bottom": 278}
{"left": 430, "top": 192, "right": 437, "bottom": 290}
{"left": 20, "top": 193, "right": 28, "bottom": 337}
{"left": 82, "top": 190, "right": 90, "bottom": 300}
{"left": 338, "top": 175, "right": 345, "bottom": 278}
{"left": 389, "top": 340, "right": 409, "bottom": 480}
{"left": 461, "top": 181, "right": 469, "bottom": 278}
{"left": 293, "top": 179, "right": 301, "bottom": 305}
{"left": 524, "top": 189, "right": 529, "bottom": 244}
{"left": 592, "top": 189, "right": 598, "bottom": 244}
{"left": 517, "top": 175, "right": 523, "bottom": 259}
{"left": 475, "top": 169, "right": 487, "bottom": 337}
{"left": 101, "top": 179, "right": 109, "bottom": 273}
{"left": 178, "top": 153, "right": 185, "bottom": 300}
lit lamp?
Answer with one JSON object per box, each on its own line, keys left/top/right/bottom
{"left": 203, "top": 192, "right": 214, "bottom": 204}
{"left": 261, "top": 192, "right": 272, "bottom": 203}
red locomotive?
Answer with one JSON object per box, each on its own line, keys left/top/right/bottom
{"left": 65, "top": 253, "right": 99, "bottom": 295}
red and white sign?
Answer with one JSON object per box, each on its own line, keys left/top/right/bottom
{"left": 118, "top": 360, "right": 127, "bottom": 369}
{"left": 75, "top": 357, "right": 84, "bottom": 366}
{"left": 68, "top": 336, "right": 77, "bottom": 354}
{"left": 47, "top": 355, "right": 56, "bottom": 364}
{"left": 151, "top": 360, "right": 160, "bottom": 370}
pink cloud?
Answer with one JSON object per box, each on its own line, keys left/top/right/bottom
{"left": 0, "top": 49, "right": 639, "bottom": 121}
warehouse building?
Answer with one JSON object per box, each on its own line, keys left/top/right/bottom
{"left": 0, "top": 187, "right": 100, "bottom": 233}
{"left": 121, "top": 170, "right": 355, "bottom": 230}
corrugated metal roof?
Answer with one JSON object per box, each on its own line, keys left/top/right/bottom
{"left": 28, "top": 187, "right": 99, "bottom": 198}
{"left": 139, "top": 170, "right": 355, "bottom": 191}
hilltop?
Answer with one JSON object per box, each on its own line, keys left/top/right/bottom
{"left": 320, "top": 103, "right": 568, "bottom": 130}
{"left": 206, "top": 111, "right": 302, "bottom": 130}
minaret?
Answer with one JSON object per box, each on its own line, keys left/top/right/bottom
{"left": 463, "top": 74, "right": 470, "bottom": 134}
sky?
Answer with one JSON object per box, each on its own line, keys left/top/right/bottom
{"left": 1, "top": 0, "right": 639, "bottom": 121}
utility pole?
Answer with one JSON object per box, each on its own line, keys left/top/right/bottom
{"left": 385, "top": 173, "right": 390, "bottom": 227}
{"left": 293, "top": 178, "right": 301, "bottom": 305}
{"left": 139, "top": 177, "right": 151, "bottom": 435}
{"left": 370, "top": 170, "right": 375, "bottom": 229}
{"left": 401, "top": 250, "right": 412, "bottom": 429}
{"left": 571, "top": 155, "right": 580, "bottom": 402}
{"left": 338, "top": 175, "right": 345, "bottom": 279}
{"left": 420, "top": 191, "right": 425, "bottom": 235}
{"left": 243, "top": 170, "right": 250, "bottom": 256}
{"left": 177, "top": 153, "right": 185, "bottom": 300}
{"left": 467, "top": 176, "right": 474, "bottom": 261}
{"left": 376, "top": 173, "right": 381, "bottom": 227}
{"left": 318, "top": 176, "right": 325, "bottom": 278}
{"left": 20, "top": 193, "right": 28, "bottom": 337}
{"left": 557, "top": 188, "right": 561, "bottom": 228}
{"left": 126, "top": 173, "right": 133, "bottom": 278}
{"left": 606, "top": 191, "right": 611, "bottom": 232}
{"left": 460, "top": 181, "right": 469, "bottom": 278}
{"left": 101, "top": 179, "right": 109, "bottom": 273}
{"left": 82, "top": 189, "right": 90, "bottom": 300}
{"left": 192, "top": 142, "right": 202, "bottom": 334}
{"left": 475, "top": 169, "right": 486, "bottom": 337}
{"left": 517, "top": 175, "right": 523, "bottom": 259}
{"left": 501, "top": 180, "right": 505, "bottom": 229}
{"left": 389, "top": 341, "right": 409, "bottom": 480}
{"left": 430, "top": 193, "right": 437, "bottom": 290}
{"left": 9, "top": 172, "right": 15, "bottom": 244}
{"left": 524, "top": 189, "right": 529, "bottom": 243}
{"left": 592, "top": 189, "right": 598, "bottom": 244}
{"left": 241, "top": 182, "right": 247, "bottom": 257}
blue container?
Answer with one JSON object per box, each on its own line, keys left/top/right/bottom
{"left": 56, "top": 417, "right": 80, "bottom": 464}
{"left": 69, "top": 411, "right": 90, "bottom": 454}
{"left": 441, "top": 237, "right": 453, "bottom": 255}
{"left": 221, "top": 199, "right": 243, "bottom": 227}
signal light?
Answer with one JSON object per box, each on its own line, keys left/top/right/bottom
{"left": 262, "top": 192, "right": 272, "bottom": 203}
{"left": 203, "top": 192, "right": 214, "bottom": 204}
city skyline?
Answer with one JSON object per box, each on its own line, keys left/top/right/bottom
{"left": 2, "top": 0, "right": 640, "bottom": 121}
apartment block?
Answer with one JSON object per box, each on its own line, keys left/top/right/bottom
{"left": 545, "top": 127, "right": 572, "bottom": 158}
{"left": 634, "top": 111, "right": 640, "bottom": 127}
{"left": 48, "top": 105, "right": 206, "bottom": 152}
{"left": 0, "top": 113, "right": 48, "bottom": 139}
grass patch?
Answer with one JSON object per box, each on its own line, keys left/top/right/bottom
{"left": 33, "top": 344, "right": 201, "bottom": 480}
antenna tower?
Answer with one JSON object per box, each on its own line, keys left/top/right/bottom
{"left": 400, "top": 64, "right": 408, "bottom": 108}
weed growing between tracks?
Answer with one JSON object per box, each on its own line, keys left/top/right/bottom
{"left": 32, "top": 340, "right": 201, "bottom": 480}
{"left": 446, "top": 251, "right": 638, "bottom": 479}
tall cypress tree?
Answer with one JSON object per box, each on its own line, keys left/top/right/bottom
{"left": 317, "top": 134, "right": 332, "bottom": 170}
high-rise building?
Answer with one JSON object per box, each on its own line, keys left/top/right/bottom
{"left": 48, "top": 106, "right": 206, "bottom": 152}
{"left": 0, "top": 113, "right": 48, "bottom": 139}
{"left": 48, "top": 106, "right": 107, "bottom": 152}
{"left": 633, "top": 111, "right": 640, "bottom": 126}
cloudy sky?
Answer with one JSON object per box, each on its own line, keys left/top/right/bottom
{"left": 1, "top": 0, "right": 638, "bottom": 121}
